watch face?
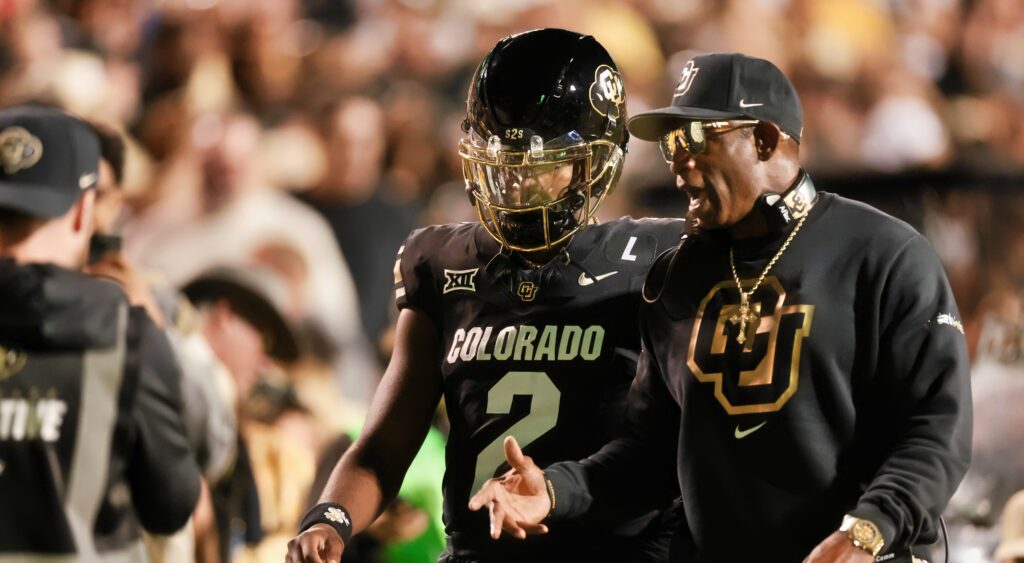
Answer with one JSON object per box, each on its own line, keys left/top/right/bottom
{"left": 852, "top": 520, "right": 879, "bottom": 543}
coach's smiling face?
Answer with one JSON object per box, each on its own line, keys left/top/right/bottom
{"left": 670, "top": 121, "right": 791, "bottom": 238}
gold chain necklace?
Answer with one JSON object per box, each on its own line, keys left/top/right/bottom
{"left": 727, "top": 214, "right": 808, "bottom": 345}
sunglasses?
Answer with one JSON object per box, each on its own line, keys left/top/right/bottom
{"left": 659, "top": 120, "right": 759, "bottom": 163}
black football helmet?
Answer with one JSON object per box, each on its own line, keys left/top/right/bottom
{"left": 460, "top": 28, "right": 628, "bottom": 253}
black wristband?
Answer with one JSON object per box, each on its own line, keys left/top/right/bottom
{"left": 299, "top": 502, "right": 353, "bottom": 545}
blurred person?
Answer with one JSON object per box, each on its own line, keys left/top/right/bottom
{"left": 975, "top": 289, "right": 1024, "bottom": 364}
{"left": 184, "top": 266, "right": 301, "bottom": 409}
{"left": 65, "top": 0, "right": 146, "bottom": 60}
{"left": 287, "top": 29, "right": 684, "bottom": 563}
{"left": 945, "top": 288, "right": 1024, "bottom": 545}
{"left": 125, "top": 109, "right": 379, "bottom": 405}
{"left": 381, "top": 81, "right": 445, "bottom": 199}
{"left": 227, "top": 15, "right": 305, "bottom": 115}
{"left": 302, "top": 97, "right": 422, "bottom": 346}
{"left": 0, "top": 7, "right": 65, "bottom": 105}
{"left": 84, "top": 120, "right": 234, "bottom": 563}
{"left": 472, "top": 52, "right": 972, "bottom": 563}
{"left": 183, "top": 266, "right": 304, "bottom": 563}
{"left": 242, "top": 379, "right": 320, "bottom": 563}
{"left": 996, "top": 490, "right": 1024, "bottom": 563}
{"left": 0, "top": 105, "right": 201, "bottom": 558}
{"left": 858, "top": 69, "right": 952, "bottom": 172}
{"left": 961, "top": 0, "right": 1024, "bottom": 96}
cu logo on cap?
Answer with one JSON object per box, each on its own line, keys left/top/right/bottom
{"left": 0, "top": 126, "right": 43, "bottom": 174}
{"left": 674, "top": 60, "right": 700, "bottom": 98}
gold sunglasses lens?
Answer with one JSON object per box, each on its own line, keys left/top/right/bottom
{"left": 661, "top": 122, "right": 707, "bottom": 161}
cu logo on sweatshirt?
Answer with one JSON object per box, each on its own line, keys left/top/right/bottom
{"left": 687, "top": 277, "right": 814, "bottom": 415}
{"left": 0, "top": 344, "right": 27, "bottom": 381}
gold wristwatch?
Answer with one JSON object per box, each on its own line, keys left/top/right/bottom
{"left": 839, "top": 514, "right": 885, "bottom": 557}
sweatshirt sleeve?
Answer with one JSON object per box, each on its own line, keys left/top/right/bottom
{"left": 126, "top": 312, "right": 203, "bottom": 534}
{"left": 546, "top": 318, "right": 680, "bottom": 521}
{"left": 849, "top": 234, "right": 972, "bottom": 548}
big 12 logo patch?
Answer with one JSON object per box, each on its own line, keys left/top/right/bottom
{"left": 687, "top": 277, "right": 814, "bottom": 415}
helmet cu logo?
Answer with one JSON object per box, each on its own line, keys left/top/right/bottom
{"left": 589, "top": 65, "right": 624, "bottom": 119}
{"left": 0, "top": 126, "right": 43, "bottom": 174}
{"left": 673, "top": 60, "right": 700, "bottom": 99}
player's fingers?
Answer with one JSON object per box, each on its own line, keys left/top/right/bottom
{"left": 504, "top": 436, "right": 533, "bottom": 473}
{"left": 504, "top": 520, "right": 527, "bottom": 540}
{"left": 286, "top": 533, "right": 326, "bottom": 563}
{"left": 321, "top": 535, "right": 343, "bottom": 563}
{"left": 520, "top": 522, "right": 549, "bottom": 535}
{"left": 468, "top": 483, "right": 496, "bottom": 511}
{"left": 307, "top": 536, "right": 330, "bottom": 563}
{"left": 500, "top": 509, "right": 527, "bottom": 539}
{"left": 488, "top": 501, "right": 504, "bottom": 539}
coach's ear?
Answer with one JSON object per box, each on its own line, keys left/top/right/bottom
{"left": 753, "top": 122, "right": 783, "bottom": 161}
{"left": 71, "top": 189, "right": 96, "bottom": 236}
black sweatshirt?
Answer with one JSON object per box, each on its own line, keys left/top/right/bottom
{"left": 546, "top": 191, "right": 972, "bottom": 562}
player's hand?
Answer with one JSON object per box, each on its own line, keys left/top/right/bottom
{"left": 468, "top": 436, "right": 551, "bottom": 540}
{"left": 285, "top": 523, "right": 344, "bottom": 563}
{"left": 802, "top": 531, "right": 874, "bottom": 563}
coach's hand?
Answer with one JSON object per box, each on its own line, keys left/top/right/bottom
{"left": 468, "top": 436, "right": 551, "bottom": 540}
{"left": 802, "top": 531, "right": 874, "bottom": 563}
{"left": 285, "top": 523, "right": 343, "bottom": 563}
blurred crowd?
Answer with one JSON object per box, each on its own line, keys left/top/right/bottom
{"left": 2, "top": 0, "right": 1024, "bottom": 561}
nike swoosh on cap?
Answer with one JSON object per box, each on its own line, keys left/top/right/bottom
{"left": 738, "top": 99, "right": 763, "bottom": 108}
{"left": 578, "top": 271, "right": 618, "bottom": 286}
{"left": 79, "top": 172, "right": 97, "bottom": 189}
{"left": 734, "top": 421, "right": 767, "bottom": 439}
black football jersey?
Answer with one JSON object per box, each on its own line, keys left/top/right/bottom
{"left": 395, "top": 218, "right": 683, "bottom": 561}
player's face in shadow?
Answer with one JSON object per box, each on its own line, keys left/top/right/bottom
{"left": 669, "top": 125, "right": 762, "bottom": 231}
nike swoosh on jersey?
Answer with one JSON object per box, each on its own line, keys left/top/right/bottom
{"left": 734, "top": 421, "right": 767, "bottom": 439}
{"left": 577, "top": 271, "right": 619, "bottom": 286}
{"left": 738, "top": 99, "right": 763, "bottom": 108}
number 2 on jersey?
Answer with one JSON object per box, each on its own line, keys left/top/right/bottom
{"left": 471, "top": 371, "right": 561, "bottom": 494}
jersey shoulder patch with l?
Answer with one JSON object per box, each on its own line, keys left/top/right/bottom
{"left": 572, "top": 217, "right": 684, "bottom": 289}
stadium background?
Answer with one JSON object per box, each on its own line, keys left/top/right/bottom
{"left": 1, "top": 0, "right": 1022, "bottom": 561}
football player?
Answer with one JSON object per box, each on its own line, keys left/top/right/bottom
{"left": 286, "top": 28, "right": 683, "bottom": 563}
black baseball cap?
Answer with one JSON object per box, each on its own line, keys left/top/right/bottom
{"left": 628, "top": 52, "right": 803, "bottom": 143}
{"left": 0, "top": 105, "right": 101, "bottom": 218}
